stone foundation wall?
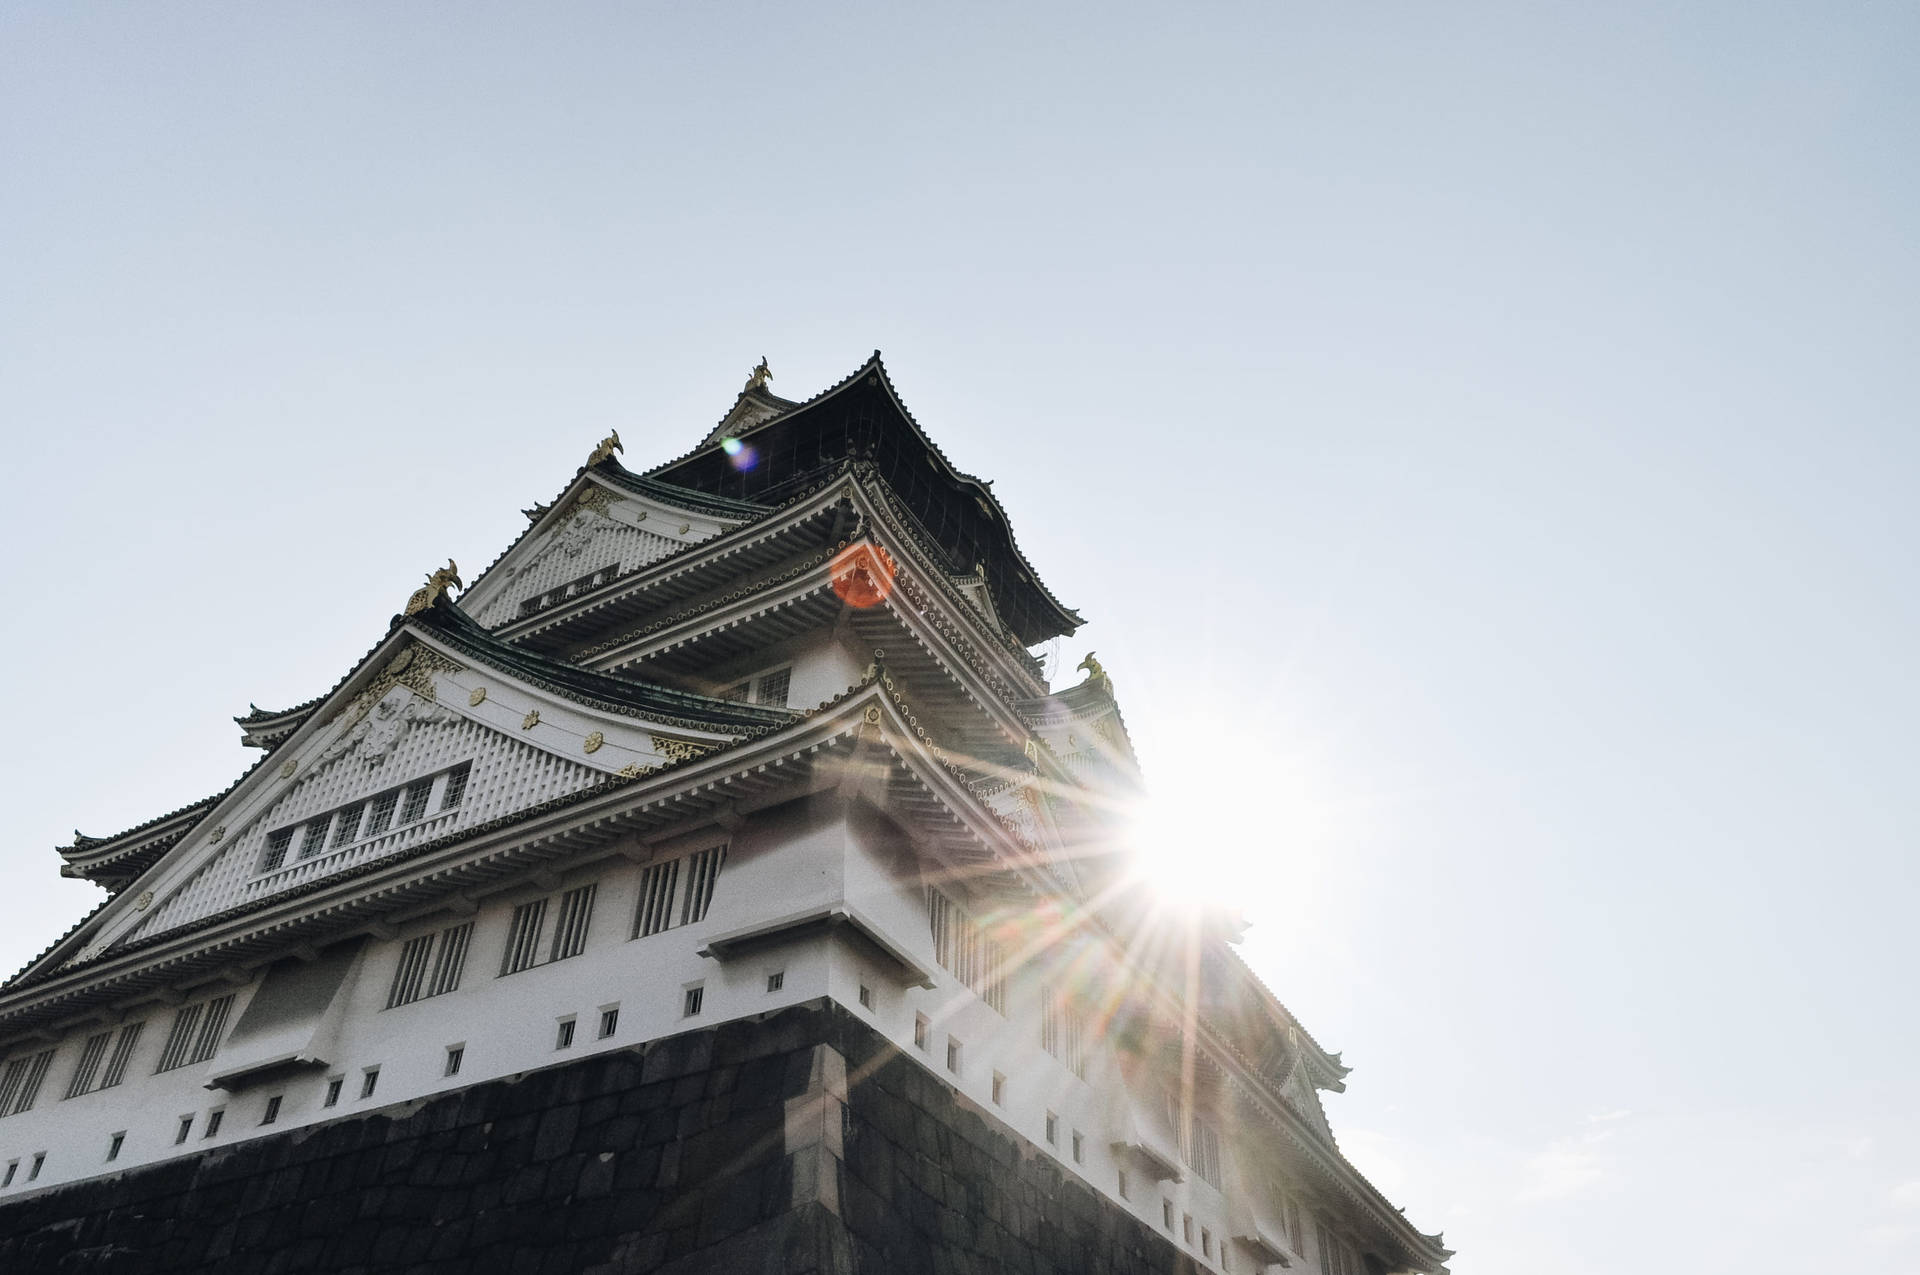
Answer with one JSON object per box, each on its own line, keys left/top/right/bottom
{"left": 0, "top": 1000, "right": 1200, "bottom": 1275}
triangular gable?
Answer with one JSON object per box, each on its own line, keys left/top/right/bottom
{"left": 67, "top": 625, "right": 745, "bottom": 965}
{"left": 696, "top": 383, "right": 799, "bottom": 449}
{"left": 460, "top": 475, "right": 751, "bottom": 628}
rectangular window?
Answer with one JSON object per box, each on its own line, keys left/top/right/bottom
{"left": 682, "top": 985, "right": 704, "bottom": 1017}
{"left": 555, "top": 1018, "right": 576, "bottom": 1050}
{"left": 634, "top": 858, "right": 680, "bottom": 937}
{"left": 548, "top": 884, "right": 597, "bottom": 962}
{"left": 991, "top": 1072, "right": 1005, "bottom": 1105}
{"left": 1045, "top": 1111, "right": 1058, "bottom": 1146}
{"left": 360, "top": 1069, "right": 379, "bottom": 1100}
{"left": 191, "top": 995, "right": 235, "bottom": 1066}
{"left": 297, "top": 817, "right": 330, "bottom": 860}
{"left": 175, "top": 1116, "right": 193, "bottom": 1144}
{"left": 913, "top": 1014, "right": 930, "bottom": 1051}
{"left": 1164, "top": 1200, "right": 1175, "bottom": 1231}
{"left": 399, "top": 780, "right": 432, "bottom": 825}
{"left": 330, "top": 803, "right": 364, "bottom": 847}
{"left": 155, "top": 1003, "right": 204, "bottom": 1072}
{"left": 1202, "top": 1228, "right": 1213, "bottom": 1258}
{"left": 1040, "top": 987, "right": 1086, "bottom": 1077}
{"left": 0, "top": 1050, "right": 54, "bottom": 1117}
{"left": 28, "top": 1153, "right": 43, "bottom": 1181}
{"left": 1285, "top": 1195, "right": 1304, "bottom": 1255}
{"left": 387, "top": 935, "right": 435, "bottom": 1009}
{"left": 721, "top": 681, "right": 750, "bottom": 702}
{"left": 755, "top": 667, "right": 791, "bottom": 706}
{"left": 98, "top": 1022, "right": 143, "bottom": 1090}
{"left": 261, "top": 1095, "right": 282, "bottom": 1125}
{"left": 927, "top": 888, "right": 1007, "bottom": 1014}
{"left": 64, "top": 1032, "right": 111, "bottom": 1100}
{"left": 679, "top": 846, "right": 724, "bottom": 926}
{"left": 425, "top": 922, "right": 473, "bottom": 998}
{"left": 1072, "top": 1130, "right": 1084, "bottom": 1163}
{"left": 766, "top": 970, "right": 784, "bottom": 993}
{"left": 261, "top": 828, "right": 294, "bottom": 872}
{"left": 204, "top": 1109, "right": 224, "bottom": 1138}
{"left": 440, "top": 762, "right": 471, "bottom": 811}
{"left": 598, "top": 1007, "right": 619, "bottom": 1038}
{"left": 106, "top": 1132, "right": 124, "bottom": 1162}
{"left": 1188, "top": 1115, "right": 1222, "bottom": 1189}
{"left": 1117, "top": 1169, "right": 1129, "bottom": 1200}
{"left": 1184, "top": 1213, "right": 1194, "bottom": 1245}
{"left": 500, "top": 899, "right": 548, "bottom": 975}
{"left": 858, "top": 984, "right": 873, "bottom": 1011}
{"left": 1317, "top": 1223, "right": 1335, "bottom": 1275}
{"left": 945, "top": 1037, "right": 962, "bottom": 1074}
{"left": 2, "top": 1162, "right": 15, "bottom": 1187}
{"left": 323, "top": 1077, "right": 343, "bottom": 1108}
{"left": 364, "top": 790, "right": 399, "bottom": 837}
{"left": 445, "top": 1046, "right": 464, "bottom": 1077}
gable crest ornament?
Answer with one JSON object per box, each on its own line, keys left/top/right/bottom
{"left": 586, "top": 430, "right": 623, "bottom": 467}
{"left": 405, "top": 560, "right": 463, "bottom": 616}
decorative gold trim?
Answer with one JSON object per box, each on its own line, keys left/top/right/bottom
{"left": 134, "top": 890, "right": 153, "bottom": 911}
{"left": 522, "top": 709, "right": 541, "bottom": 731}
{"left": 327, "top": 643, "right": 464, "bottom": 731}
{"left": 278, "top": 760, "right": 297, "bottom": 779}
{"left": 572, "top": 486, "right": 624, "bottom": 516}
{"left": 469, "top": 686, "right": 488, "bottom": 707}
{"left": 616, "top": 762, "right": 657, "bottom": 779}
{"left": 405, "top": 560, "right": 463, "bottom": 616}
{"left": 651, "top": 736, "right": 713, "bottom": 764}
{"left": 582, "top": 731, "right": 604, "bottom": 754}
{"left": 209, "top": 825, "right": 226, "bottom": 844}
{"left": 586, "top": 430, "right": 623, "bottom": 466}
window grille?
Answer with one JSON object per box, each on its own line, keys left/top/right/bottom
{"left": 360, "top": 1069, "right": 379, "bottom": 1099}
{"left": 598, "top": 1007, "right": 618, "bottom": 1038}
{"left": 261, "top": 828, "right": 294, "bottom": 872}
{"left": 1187, "top": 1115, "right": 1221, "bottom": 1189}
{"left": 28, "top": 1153, "right": 44, "bottom": 1180}
{"left": 755, "top": 667, "right": 791, "bottom": 706}
{"left": 440, "top": 762, "right": 471, "bottom": 811}
{"left": 680, "top": 847, "right": 724, "bottom": 926}
{"left": 204, "top": 1109, "right": 224, "bottom": 1137}
{"left": 323, "top": 1078, "right": 342, "bottom": 1108}
{"left": 926, "top": 888, "right": 1006, "bottom": 1014}
{"left": 548, "top": 884, "right": 597, "bottom": 962}
{"left": 555, "top": 1019, "right": 576, "bottom": 1050}
{"left": 192, "top": 995, "right": 235, "bottom": 1065}
{"left": 634, "top": 858, "right": 679, "bottom": 937}
{"left": 424, "top": 923, "right": 473, "bottom": 998}
{"left": 154, "top": 1003, "right": 205, "bottom": 1073}
{"left": 64, "top": 1032, "right": 110, "bottom": 1100}
{"left": 445, "top": 1047, "right": 463, "bottom": 1077}
{"left": 0, "top": 1050, "right": 54, "bottom": 1117}
{"left": 331, "top": 804, "right": 364, "bottom": 847}
{"left": 1, "top": 1163, "right": 13, "bottom": 1187}
{"left": 399, "top": 780, "right": 432, "bottom": 824}
{"left": 386, "top": 935, "right": 435, "bottom": 1009}
{"left": 98, "top": 1022, "right": 143, "bottom": 1089}
{"left": 261, "top": 1095, "right": 282, "bottom": 1125}
{"left": 175, "top": 1116, "right": 193, "bottom": 1144}
{"left": 766, "top": 970, "right": 784, "bottom": 993}
{"left": 1040, "top": 986, "right": 1086, "bottom": 1076}
{"left": 721, "top": 681, "right": 750, "bottom": 702}
{"left": 297, "top": 818, "right": 329, "bottom": 860}
{"left": 364, "top": 790, "right": 398, "bottom": 837}
{"left": 500, "top": 899, "right": 548, "bottom": 975}
{"left": 682, "top": 986, "right": 704, "bottom": 1017}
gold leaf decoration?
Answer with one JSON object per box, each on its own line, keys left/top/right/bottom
{"left": 209, "top": 825, "right": 226, "bottom": 844}
{"left": 469, "top": 686, "right": 487, "bottom": 707}
{"left": 279, "top": 760, "right": 297, "bottom": 779}
{"left": 522, "top": 709, "right": 541, "bottom": 730}
{"left": 583, "top": 731, "right": 604, "bottom": 754}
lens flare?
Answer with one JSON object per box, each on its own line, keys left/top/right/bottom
{"left": 830, "top": 544, "right": 896, "bottom": 609}
{"left": 720, "top": 437, "right": 757, "bottom": 471}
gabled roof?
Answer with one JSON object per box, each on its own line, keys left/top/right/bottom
{"left": 646, "top": 353, "right": 1083, "bottom": 646}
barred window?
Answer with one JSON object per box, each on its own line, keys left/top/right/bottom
{"left": 499, "top": 899, "right": 548, "bottom": 976}
{"left": 297, "top": 818, "right": 330, "bottom": 860}
{"left": 98, "top": 1022, "right": 144, "bottom": 1090}
{"left": 721, "top": 681, "right": 750, "bottom": 702}
{"left": 548, "top": 884, "right": 597, "bottom": 962}
{"left": 154, "top": 995, "right": 235, "bottom": 1073}
{"left": 386, "top": 935, "right": 434, "bottom": 1009}
{"left": 424, "top": 923, "right": 473, "bottom": 998}
{"left": 331, "top": 804, "right": 364, "bottom": 847}
{"left": 1040, "top": 985, "right": 1086, "bottom": 1076}
{"left": 261, "top": 828, "right": 294, "bottom": 872}
{"left": 364, "top": 790, "right": 398, "bottom": 837}
{"left": 440, "top": 762, "right": 471, "bottom": 811}
{"left": 1188, "top": 1115, "right": 1221, "bottom": 1189}
{"left": 64, "top": 1032, "right": 111, "bottom": 1100}
{"left": 399, "top": 780, "right": 433, "bottom": 824}
{"left": 755, "top": 667, "right": 791, "bottom": 707}
{"left": 927, "top": 888, "right": 1007, "bottom": 1015}
{"left": 0, "top": 1050, "right": 55, "bottom": 1117}
{"left": 633, "top": 847, "right": 726, "bottom": 938}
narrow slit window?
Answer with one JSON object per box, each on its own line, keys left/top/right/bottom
{"left": 2, "top": 1162, "right": 15, "bottom": 1187}
{"left": 204, "top": 1109, "right": 224, "bottom": 1138}
{"left": 175, "top": 1116, "right": 193, "bottom": 1145}
{"left": 106, "top": 1132, "right": 124, "bottom": 1162}
{"left": 444, "top": 1046, "right": 463, "bottom": 1077}
{"left": 946, "top": 1037, "right": 962, "bottom": 1074}
{"left": 991, "top": 1072, "right": 1005, "bottom": 1106}
{"left": 682, "top": 985, "right": 704, "bottom": 1017}
{"left": 360, "top": 1069, "right": 379, "bottom": 1100}
{"left": 913, "top": 1014, "right": 930, "bottom": 1051}
{"left": 27, "top": 1153, "right": 43, "bottom": 1181}
{"left": 598, "top": 1007, "right": 618, "bottom": 1038}
{"left": 261, "top": 1095, "right": 282, "bottom": 1125}
{"left": 323, "top": 1078, "right": 342, "bottom": 1108}
{"left": 555, "top": 1018, "right": 576, "bottom": 1050}
{"left": 1045, "top": 1111, "right": 1058, "bottom": 1146}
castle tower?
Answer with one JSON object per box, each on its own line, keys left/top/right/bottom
{"left": 0, "top": 356, "right": 1449, "bottom": 1274}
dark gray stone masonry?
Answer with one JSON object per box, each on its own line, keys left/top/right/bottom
{"left": 0, "top": 1000, "right": 1203, "bottom": 1274}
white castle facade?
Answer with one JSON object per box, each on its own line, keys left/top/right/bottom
{"left": 0, "top": 357, "right": 1448, "bottom": 1275}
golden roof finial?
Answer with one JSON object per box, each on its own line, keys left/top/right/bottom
{"left": 1075, "top": 651, "right": 1112, "bottom": 694}
{"left": 746, "top": 356, "right": 772, "bottom": 391}
{"left": 586, "top": 429, "right": 623, "bottom": 467}
{"left": 404, "top": 560, "right": 463, "bottom": 616}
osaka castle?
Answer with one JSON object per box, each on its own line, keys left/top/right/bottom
{"left": 0, "top": 355, "right": 1449, "bottom": 1275}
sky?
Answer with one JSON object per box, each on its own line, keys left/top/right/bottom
{"left": 2, "top": 4, "right": 1916, "bottom": 1271}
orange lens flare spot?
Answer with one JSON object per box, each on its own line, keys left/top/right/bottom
{"left": 831, "top": 544, "right": 896, "bottom": 609}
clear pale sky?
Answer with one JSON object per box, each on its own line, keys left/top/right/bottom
{"left": 3, "top": 5, "right": 1915, "bottom": 1272}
